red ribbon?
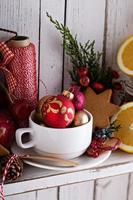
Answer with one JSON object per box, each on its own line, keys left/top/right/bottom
{"left": 0, "top": 42, "right": 17, "bottom": 93}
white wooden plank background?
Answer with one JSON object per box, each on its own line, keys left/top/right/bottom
{"left": 59, "top": 181, "right": 94, "bottom": 200}
{"left": 105, "top": 0, "right": 133, "bottom": 71}
{"left": 0, "top": 0, "right": 39, "bottom": 45}
{"left": 5, "top": 191, "right": 36, "bottom": 200}
{"left": 0, "top": 0, "right": 133, "bottom": 200}
{"left": 37, "top": 188, "right": 57, "bottom": 200}
{"left": 95, "top": 174, "right": 129, "bottom": 200}
{"left": 127, "top": 173, "right": 133, "bottom": 200}
{"left": 39, "top": 0, "right": 65, "bottom": 97}
{"left": 104, "top": 0, "right": 133, "bottom": 103}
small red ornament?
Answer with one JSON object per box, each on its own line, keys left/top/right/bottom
{"left": 79, "top": 76, "right": 90, "bottom": 87}
{"left": 92, "top": 82, "right": 105, "bottom": 93}
{"left": 112, "top": 70, "right": 119, "bottom": 79}
{"left": 113, "top": 82, "right": 123, "bottom": 90}
{"left": 72, "top": 91, "right": 85, "bottom": 111}
{"left": 77, "top": 67, "right": 89, "bottom": 77}
{"left": 42, "top": 95, "right": 75, "bottom": 128}
{"left": 69, "top": 85, "right": 85, "bottom": 110}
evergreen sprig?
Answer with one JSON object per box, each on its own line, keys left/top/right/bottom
{"left": 94, "top": 121, "right": 121, "bottom": 139}
{"left": 47, "top": 12, "right": 113, "bottom": 87}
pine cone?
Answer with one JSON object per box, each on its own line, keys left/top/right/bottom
{"left": 0, "top": 154, "right": 23, "bottom": 181}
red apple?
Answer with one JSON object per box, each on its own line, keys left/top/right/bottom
{"left": 0, "top": 112, "right": 16, "bottom": 149}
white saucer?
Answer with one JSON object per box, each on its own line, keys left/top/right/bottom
{"left": 11, "top": 143, "right": 111, "bottom": 172}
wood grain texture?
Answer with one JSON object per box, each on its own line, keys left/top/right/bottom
{"left": 0, "top": 0, "right": 39, "bottom": 49}
{"left": 127, "top": 173, "right": 133, "bottom": 200}
{"left": 59, "top": 181, "right": 94, "bottom": 200}
{"left": 95, "top": 174, "right": 129, "bottom": 200}
{"left": 104, "top": 0, "right": 133, "bottom": 104}
{"left": 63, "top": 0, "right": 106, "bottom": 88}
{"left": 105, "top": 0, "right": 133, "bottom": 69}
{"left": 5, "top": 191, "right": 36, "bottom": 200}
{"left": 39, "top": 0, "right": 65, "bottom": 97}
{"left": 37, "top": 188, "right": 57, "bottom": 200}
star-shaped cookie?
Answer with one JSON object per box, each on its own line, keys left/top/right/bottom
{"left": 84, "top": 88, "right": 120, "bottom": 128}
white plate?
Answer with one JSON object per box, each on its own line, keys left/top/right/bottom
{"left": 11, "top": 143, "right": 111, "bottom": 172}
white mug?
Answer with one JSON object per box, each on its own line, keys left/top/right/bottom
{"left": 15, "top": 110, "right": 93, "bottom": 159}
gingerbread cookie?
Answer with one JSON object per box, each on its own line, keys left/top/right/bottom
{"left": 84, "top": 88, "right": 120, "bottom": 128}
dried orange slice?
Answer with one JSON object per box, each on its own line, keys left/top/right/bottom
{"left": 117, "top": 36, "right": 133, "bottom": 77}
{"left": 111, "top": 102, "right": 133, "bottom": 153}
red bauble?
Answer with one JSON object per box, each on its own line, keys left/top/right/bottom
{"left": 72, "top": 90, "right": 85, "bottom": 111}
{"left": 69, "top": 85, "right": 85, "bottom": 110}
{"left": 77, "top": 67, "right": 89, "bottom": 77}
{"left": 79, "top": 76, "right": 90, "bottom": 87}
{"left": 0, "top": 112, "right": 16, "bottom": 149}
{"left": 92, "top": 82, "right": 105, "bottom": 93}
{"left": 42, "top": 95, "right": 75, "bottom": 128}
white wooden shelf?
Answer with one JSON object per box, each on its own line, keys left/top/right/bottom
{"left": 4, "top": 151, "right": 133, "bottom": 196}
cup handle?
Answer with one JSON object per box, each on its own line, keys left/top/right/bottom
{"left": 15, "top": 128, "right": 35, "bottom": 149}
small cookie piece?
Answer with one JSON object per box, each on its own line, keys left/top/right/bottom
{"left": 84, "top": 88, "right": 120, "bottom": 128}
{"left": 0, "top": 144, "right": 10, "bottom": 157}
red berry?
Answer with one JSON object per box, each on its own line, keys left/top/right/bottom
{"left": 92, "top": 82, "right": 105, "bottom": 93}
{"left": 112, "top": 70, "right": 119, "bottom": 79}
{"left": 10, "top": 100, "right": 31, "bottom": 121}
{"left": 79, "top": 76, "right": 90, "bottom": 87}
{"left": 113, "top": 82, "right": 122, "bottom": 90}
{"left": 77, "top": 67, "right": 89, "bottom": 77}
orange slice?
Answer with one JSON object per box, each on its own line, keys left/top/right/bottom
{"left": 111, "top": 102, "right": 133, "bottom": 153}
{"left": 117, "top": 36, "right": 133, "bottom": 77}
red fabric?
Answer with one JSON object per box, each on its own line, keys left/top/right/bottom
{"left": 8, "top": 43, "right": 37, "bottom": 110}
{"left": 0, "top": 42, "right": 17, "bottom": 93}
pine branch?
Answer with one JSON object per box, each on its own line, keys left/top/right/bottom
{"left": 46, "top": 12, "right": 113, "bottom": 87}
{"left": 94, "top": 121, "right": 121, "bottom": 139}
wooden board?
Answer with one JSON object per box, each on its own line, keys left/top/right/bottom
{"left": 105, "top": 0, "right": 133, "bottom": 69}
{"left": 127, "top": 173, "right": 133, "bottom": 200}
{"left": 3, "top": 151, "right": 133, "bottom": 196}
{"left": 37, "top": 187, "right": 57, "bottom": 200}
{"left": 59, "top": 181, "right": 94, "bottom": 200}
{"left": 63, "top": 0, "right": 106, "bottom": 88}
{"left": 5, "top": 191, "right": 36, "bottom": 200}
{"left": 39, "top": 0, "right": 65, "bottom": 97}
{"left": 104, "top": 0, "right": 133, "bottom": 104}
{"left": 95, "top": 174, "right": 129, "bottom": 200}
